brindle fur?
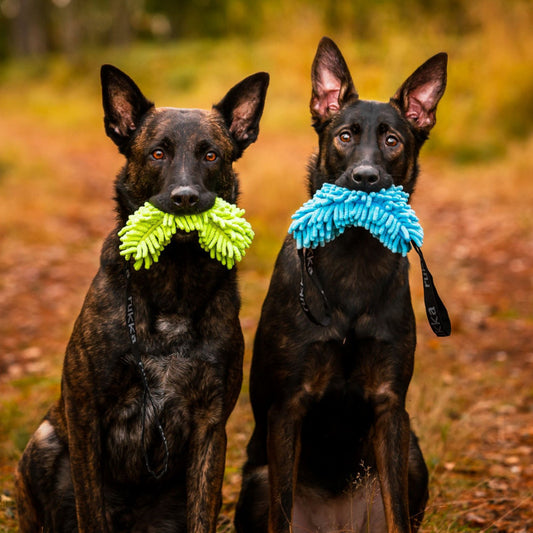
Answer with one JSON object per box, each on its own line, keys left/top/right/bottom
{"left": 235, "top": 37, "right": 446, "bottom": 533}
{"left": 15, "top": 65, "right": 269, "bottom": 533}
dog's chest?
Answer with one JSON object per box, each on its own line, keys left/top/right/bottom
{"left": 154, "top": 314, "right": 193, "bottom": 347}
{"left": 103, "top": 335, "right": 225, "bottom": 482}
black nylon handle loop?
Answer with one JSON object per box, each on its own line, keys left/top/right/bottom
{"left": 297, "top": 243, "right": 451, "bottom": 337}
{"left": 412, "top": 242, "right": 451, "bottom": 337}
{"left": 297, "top": 248, "right": 331, "bottom": 327}
{"left": 125, "top": 266, "right": 169, "bottom": 479}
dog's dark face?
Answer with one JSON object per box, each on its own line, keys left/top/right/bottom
{"left": 308, "top": 37, "right": 447, "bottom": 196}
{"left": 100, "top": 65, "right": 269, "bottom": 220}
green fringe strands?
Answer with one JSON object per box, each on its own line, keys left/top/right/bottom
{"left": 118, "top": 198, "right": 254, "bottom": 270}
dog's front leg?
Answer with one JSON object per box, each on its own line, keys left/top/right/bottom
{"left": 267, "top": 403, "right": 302, "bottom": 533}
{"left": 372, "top": 389, "right": 412, "bottom": 533}
{"left": 187, "top": 421, "right": 227, "bottom": 533}
{"left": 63, "top": 381, "right": 109, "bottom": 532}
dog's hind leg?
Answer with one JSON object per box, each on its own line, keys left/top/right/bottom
{"left": 235, "top": 419, "right": 270, "bottom": 533}
{"left": 234, "top": 465, "right": 269, "bottom": 533}
{"left": 15, "top": 418, "right": 67, "bottom": 532}
{"left": 15, "top": 462, "right": 41, "bottom": 533}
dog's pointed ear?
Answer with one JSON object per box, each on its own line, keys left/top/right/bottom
{"left": 391, "top": 53, "right": 447, "bottom": 135}
{"left": 101, "top": 65, "right": 154, "bottom": 152}
{"left": 213, "top": 72, "right": 270, "bottom": 159}
{"left": 310, "top": 37, "right": 358, "bottom": 129}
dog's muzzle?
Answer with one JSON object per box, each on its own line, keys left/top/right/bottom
{"left": 150, "top": 187, "right": 216, "bottom": 216}
{"left": 338, "top": 165, "right": 392, "bottom": 193}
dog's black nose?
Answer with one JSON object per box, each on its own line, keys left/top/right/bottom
{"left": 170, "top": 186, "right": 200, "bottom": 209}
{"left": 351, "top": 166, "right": 380, "bottom": 190}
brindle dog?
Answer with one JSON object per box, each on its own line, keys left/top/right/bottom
{"left": 15, "top": 65, "right": 269, "bottom": 532}
{"left": 235, "top": 37, "right": 447, "bottom": 533}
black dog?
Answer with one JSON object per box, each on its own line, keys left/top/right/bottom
{"left": 235, "top": 37, "right": 446, "bottom": 533}
{"left": 15, "top": 65, "right": 268, "bottom": 532}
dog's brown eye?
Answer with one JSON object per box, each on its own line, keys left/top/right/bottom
{"left": 339, "top": 131, "right": 352, "bottom": 143}
{"left": 385, "top": 135, "right": 399, "bottom": 147}
{"left": 205, "top": 151, "right": 217, "bottom": 162}
{"left": 152, "top": 149, "right": 165, "bottom": 160}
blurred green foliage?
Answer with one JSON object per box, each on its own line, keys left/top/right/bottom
{"left": 1, "top": 0, "right": 531, "bottom": 165}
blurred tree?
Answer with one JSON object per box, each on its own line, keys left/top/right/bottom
{"left": 143, "top": 0, "right": 252, "bottom": 39}
{"left": 3, "top": 0, "right": 49, "bottom": 56}
{"left": 0, "top": 0, "right": 141, "bottom": 58}
{"left": 0, "top": 0, "right": 265, "bottom": 59}
{"left": 0, "top": 0, "right": 518, "bottom": 63}
{"left": 322, "top": 0, "right": 474, "bottom": 39}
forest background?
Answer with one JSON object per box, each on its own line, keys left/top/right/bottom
{"left": 1, "top": 0, "right": 532, "bottom": 531}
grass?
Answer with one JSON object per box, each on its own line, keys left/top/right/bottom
{"left": 1, "top": 3, "right": 532, "bottom": 530}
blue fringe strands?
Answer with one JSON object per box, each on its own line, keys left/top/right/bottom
{"left": 289, "top": 183, "right": 423, "bottom": 255}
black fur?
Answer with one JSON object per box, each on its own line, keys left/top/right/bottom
{"left": 15, "top": 65, "right": 269, "bottom": 533}
{"left": 235, "top": 37, "right": 446, "bottom": 533}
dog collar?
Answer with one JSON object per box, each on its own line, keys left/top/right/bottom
{"left": 118, "top": 197, "right": 254, "bottom": 270}
{"left": 290, "top": 183, "right": 451, "bottom": 337}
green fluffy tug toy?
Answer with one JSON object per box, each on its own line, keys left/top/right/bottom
{"left": 118, "top": 197, "right": 254, "bottom": 270}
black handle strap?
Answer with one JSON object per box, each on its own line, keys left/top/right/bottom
{"left": 297, "top": 244, "right": 451, "bottom": 337}
{"left": 297, "top": 248, "right": 331, "bottom": 327}
{"left": 125, "top": 266, "right": 170, "bottom": 479}
{"left": 412, "top": 243, "right": 451, "bottom": 337}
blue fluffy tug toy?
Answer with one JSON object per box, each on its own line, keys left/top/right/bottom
{"left": 289, "top": 182, "right": 451, "bottom": 336}
{"left": 289, "top": 183, "right": 423, "bottom": 255}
